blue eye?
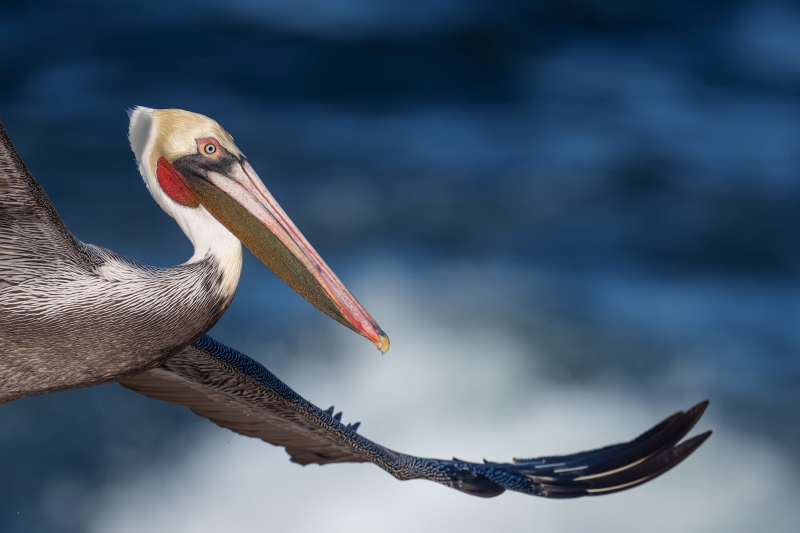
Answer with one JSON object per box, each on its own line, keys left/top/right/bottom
{"left": 204, "top": 143, "right": 216, "bottom": 155}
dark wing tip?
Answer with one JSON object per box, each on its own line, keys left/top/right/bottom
{"left": 577, "top": 429, "right": 712, "bottom": 497}
{"left": 687, "top": 400, "right": 710, "bottom": 425}
{"left": 531, "top": 408, "right": 712, "bottom": 498}
{"left": 425, "top": 401, "right": 712, "bottom": 499}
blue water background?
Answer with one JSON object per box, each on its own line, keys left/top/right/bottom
{"left": 0, "top": 1, "right": 798, "bottom": 531}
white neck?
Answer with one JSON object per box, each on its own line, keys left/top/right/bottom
{"left": 180, "top": 205, "right": 243, "bottom": 298}
{"left": 129, "top": 106, "right": 243, "bottom": 298}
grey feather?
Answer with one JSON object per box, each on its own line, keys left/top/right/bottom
{"left": 0, "top": 120, "right": 88, "bottom": 286}
{"left": 0, "top": 121, "right": 234, "bottom": 402}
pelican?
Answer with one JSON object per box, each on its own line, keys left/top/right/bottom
{"left": 0, "top": 108, "right": 710, "bottom": 498}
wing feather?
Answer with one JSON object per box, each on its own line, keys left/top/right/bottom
{"left": 0, "top": 120, "right": 89, "bottom": 286}
{"left": 121, "top": 335, "right": 710, "bottom": 498}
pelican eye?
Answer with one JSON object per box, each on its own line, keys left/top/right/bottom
{"left": 197, "top": 137, "right": 223, "bottom": 158}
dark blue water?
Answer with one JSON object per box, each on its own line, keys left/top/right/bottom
{"left": 1, "top": 1, "right": 798, "bottom": 531}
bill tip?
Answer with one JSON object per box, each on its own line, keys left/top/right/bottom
{"left": 376, "top": 330, "right": 390, "bottom": 354}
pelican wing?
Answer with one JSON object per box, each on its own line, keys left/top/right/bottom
{"left": 0, "top": 121, "right": 89, "bottom": 287}
{"left": 121, "top": 335, "right": 710, "bottom": 498}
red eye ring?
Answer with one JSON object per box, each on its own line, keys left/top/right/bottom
{"left": 197, "top": 137, "right": 222, "bottom": 157}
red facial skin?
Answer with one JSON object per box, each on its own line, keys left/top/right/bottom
{"left": 157, "top": 157, "right": 199, "bottom": 207}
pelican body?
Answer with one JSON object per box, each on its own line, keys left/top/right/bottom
{"left": 0, "top": 109, "right": 709, "bottom": 498}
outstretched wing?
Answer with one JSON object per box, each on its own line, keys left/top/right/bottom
{"left": 120, "top": 335, "right": 711, "bottom": 498}
{"left": 0, "top": 120, "right": 90, "bottom": 287}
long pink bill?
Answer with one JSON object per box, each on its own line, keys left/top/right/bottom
{"left": 185, "top": 159, "right": 389, "bottom": 354}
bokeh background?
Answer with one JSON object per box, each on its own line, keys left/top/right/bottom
{"left": 1, "top": 1, "right": 799, "bottom": 531}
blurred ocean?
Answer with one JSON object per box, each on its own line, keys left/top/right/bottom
{"left": 0, "top": 1, "right": 798, "bottom": 532}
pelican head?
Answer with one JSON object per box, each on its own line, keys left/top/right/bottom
{"left": 128, "top": 107, "right": 389, "bottom": 353}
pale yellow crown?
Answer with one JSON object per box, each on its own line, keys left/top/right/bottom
{"left": 147, "top": 109, "right": 242, "bottom": 174}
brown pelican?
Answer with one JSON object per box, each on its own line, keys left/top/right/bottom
{"left": 0, "top": 108, "right": 710, "bottom": 498}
